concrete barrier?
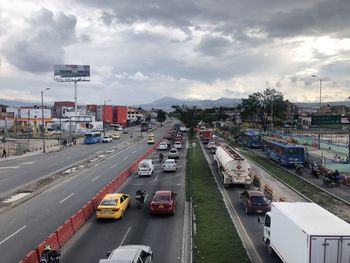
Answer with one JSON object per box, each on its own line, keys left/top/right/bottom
{"left": 82, "top": 200, "right": 94, "bottom": 220}
{"left": 56, "top": 220, "right": 74, "bottom": 247}
{"left": 18, "top": 250, "right": 38, "bottom": 263}
{"left": 70, "top": 209, "right": 85, "bottom": 232}
{"left": 264, "top": 184, "right": 273, "bottom": 200}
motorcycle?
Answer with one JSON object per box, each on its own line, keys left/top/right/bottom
{"left": 135, "top": 190, "right": 146, "bottom": 209}
{"left": 311, "top": 164, "right": 320, "bottom": 179}
{"left": 40, "top": 250, "right": 61, "bottom": 263}
{"left": 295, "top": 164, "right": 303, "bottom": 176}
{"left": 159, "top": 153, "right": 164, "bottom": 163}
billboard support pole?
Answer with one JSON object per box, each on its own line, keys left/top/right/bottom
{"left": 74, "top": 80, "right": 78, "bottom": 119}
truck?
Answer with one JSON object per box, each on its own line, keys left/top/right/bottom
{"left": 202, "top": 129, "right": 213, "bottom": 144}
{"left": 213, "top": 144, "right": 252, "bottom": 187}
{"left": 262, "top": 202, "right": 350, "bottom": 263}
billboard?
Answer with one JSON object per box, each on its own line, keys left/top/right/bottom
{"left": 54, "top": 64, "right": 90, "bottom": 81}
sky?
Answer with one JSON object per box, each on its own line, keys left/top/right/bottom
{"left": 0, "top": 0, "right": 350, "bottom": 106}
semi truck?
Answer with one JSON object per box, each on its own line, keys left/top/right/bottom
{"left": 213, "top": 145, "right": 252, "bottom": 187}
{"left": 262, "top": 202, "right": 350, "bottom": 263}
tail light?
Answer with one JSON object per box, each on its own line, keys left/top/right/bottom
{"left": 96, "top": 208, "right": 102, "bottom": 211}
{"left": 112, "top": 208, "right": 119, "bottom": 212}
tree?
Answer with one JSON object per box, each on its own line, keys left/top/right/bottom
{"left": 156, "top": 110, "right": 166, "bottom": 126}
{"left": 172, "top": 105, "right": 201, "bottom": 138}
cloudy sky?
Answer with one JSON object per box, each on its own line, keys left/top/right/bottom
{"left": 1, "top": 0, "right": 350, "bottom": 105}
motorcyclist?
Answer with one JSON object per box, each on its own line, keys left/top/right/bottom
{"left": 333, "top": 170, "right": 342, "bottom": 186}
{"left": 159, "top": 152, "right": 164, "bottom": 163}
{"left": 295, "top": 163, "right": 303, "bottom": 175}
{"left": 40, "top": 245, "right": 60, "bottom": 263}
{"left": 135, "top": 189, "right": 146, "bottom": 204}
{"left": 311, "top": 162, "right": 319, "bottom": 177}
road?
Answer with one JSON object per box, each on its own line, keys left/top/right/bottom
{"left": 0, "top": 122, "right": 174, "bottom": 263}
{"left": 59, "top": 138, "right": 187, "bottom": 263}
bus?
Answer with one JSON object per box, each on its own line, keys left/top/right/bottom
{"left": 265, "top": 140, "right": 305, "bottom": 166}
{"left": 84, "top": 132, "right": 102, "bottom": 144}
{"left": 241, "top": 130, "right": 261, "bottom": 148}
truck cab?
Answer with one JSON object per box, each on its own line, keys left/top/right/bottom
{"left": 263, "top": 212, "right": 271, "bottom": 244}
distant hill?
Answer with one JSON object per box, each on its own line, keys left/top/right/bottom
{"left": 139, "top": 96, "right": 242, "bottom": 111}
{"left": 0, "top": 99, "right": 38, "bottom": 107}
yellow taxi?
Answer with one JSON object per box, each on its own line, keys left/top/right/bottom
{"left": 147, "top": 135, "right": 155, "bottom": 144}
{"left": 111, "top": 133, "right": 121, "bottom": 139}
{"left": 96, "top": 193, "right": 130, "bottom": 220}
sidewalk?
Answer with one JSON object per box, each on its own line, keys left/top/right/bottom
{"left": 0, "top": 145, "right": 62, "bottom": 162}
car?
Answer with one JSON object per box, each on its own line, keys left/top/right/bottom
{"left": 150, "top": 191, "right": 177, "bottom": 215}
{"left": 207, "top": 141, "right": 215, "bottom": 150}
{"left": 50, "top": 130, "right": 63, "bottom": 135}
{"left": 158, "top": 142, "right": 168, "bottom": 150}
{"left": 114, "top": 126, "right": 123, "bottom": 131}
{"left": 99, "top": 245, "right": 153, "bottom": 263}
{"left": 165, "top": 133, "right": 172, "bottom": 140}
{"left": 137, "top": 159, "right": 154, "bottom": 177}
{"left": 147, "top": 136, "right": 155, "bottom": 144}
{"left": 168, "top": 148, "right": 179, "bottom": 159}
{"left": 161, "top": 139, "right": 171, "bottom": 147}
{"left": 203, "top": 138, "right": 210, "bottom": 144}
{"left": 102, "top": 136, "right": 113, "bottom": 143}
{"left": 240, "top": 190, "right": 271, "bottom": 214}
{"left": 111, "top": 133, "right": 121, "bottom": 139}
{"left": 96, "top": 193, "right": 130, "bottom": 219}
{"left": 163, "top": 158, "right": 177, "bottom": 172}
{"left": 174, "top": 141, "right": 182, "bottom": 149}
{"left": 210, "top": 145, "right": 217, "bottom": 154}
{"left": 123, "top": 129, "right": 129, "bottom": 134}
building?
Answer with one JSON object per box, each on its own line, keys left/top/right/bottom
{"left": 96, "top": 105, "right": 113, "bottom": 125}
{"left": 113, "top": 106, "right": 127, "bottom": 127}
{"left": 53, "top": 101, "right": 75, "bottom": 118}
{"left": 127, "top": 107, "right": 144, "bottom": 124}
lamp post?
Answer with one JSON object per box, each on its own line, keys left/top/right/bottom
{"left": 103, "top": 100, "right": 111, "bottom": 136}
{"left": 311, "top": 75, "right": 322, "bottom": 109}
{"left": 41, "top": 88, "right": 50, "bottom": 153}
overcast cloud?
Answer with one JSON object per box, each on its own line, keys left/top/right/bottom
{"left": 0, "top": 0, "right": 350, "bottom": 105}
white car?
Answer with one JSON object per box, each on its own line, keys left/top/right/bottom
{"left": 100, "top": 245, "right": 153, "bottom": 263}
{"left": 207, "top": 141, "right": 215, "bottom": 150}
{"left": 174, "top": 141, "right": 182, "bottom": 149}
{"left": 158, "top": 142, "right": 168, "bottom": 150}
{"left": 102, "top": 136, "right": 112, "bottom": 143}
{"left": 137, "top": 159, "right": 154, "bottom": 177}
{"left": 163, "top": 159, "right": 177, "bottom": 172}
{"left": 168, "top": 148, "right": 180, "bottom": 159}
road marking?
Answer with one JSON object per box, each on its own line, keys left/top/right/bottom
{"left": 19, "top": 161, "right": 35, "bottom": 165}
{"left": 132, "top": 150, "right": 137, "bottom": 154}
{"left": 154, "top": 172, "right": 160, "bottom": 182}
{"left": 59, "top": 193, "right": 74, "bottom": 204}
{"left": 0, "top": 178, "right": 9, "bottom": 183}
{"left": 110, "top": 164, "right": 117, "bottom": 169}
{"left": 3, "top": 193, "right": 31, "bottom": 203}
{"left": 0, "top": 166, "right": 20, "bottom": 170}
{"left": 98, "top": 155, "right": 105, "bottom": 158}
{"left": 65, "top": 156, "right": 71, "bottom": 160}
{"left": 143, "top": 193, "right": 149, "bottom": 203}
{"left": 91, "top": 176, "right": 100, "bottom": 182}
{"left": 123, "top": 156, "right": 128, "bottom": 160}
{"left": 119, "top": 226, "right": 132, "bottom": 247}
{"left": 0, "top": 225, "right": 26, "bottom": 245}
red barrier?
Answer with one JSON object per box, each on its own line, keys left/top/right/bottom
{"left": 56, "top": 220, "right": 74, "bottom": 247}
{"left": 36, "top": 232, "right": 60, "bottom": 259}
{"left": 82, "top": 200, "right": 94, "bottom": 220}
{"left": 18, "top": 250, "right": 38, "bottom": 263}
{"left": 92, "top": 193, "right": 103, "bottom": 209}
{"left": 71, "top": 209, "right": 85, "bottom": 232}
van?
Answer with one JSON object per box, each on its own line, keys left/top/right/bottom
{"left": 99, "top": 245, "right": 153, "bottom": 263}
{"left": 137, "top": 159, "right": 154, "bottom": 177}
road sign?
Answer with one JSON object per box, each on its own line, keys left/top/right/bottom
{"left": 311, "top": 115, "right": 341, "bottom": 126}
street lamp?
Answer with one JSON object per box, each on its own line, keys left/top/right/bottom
{"left": 103, "top": 100, "right": 111, "bottom": 136}
{"left": 311, "top": 75, "right": 322, "bottom": 109}
{"left": 41, "top": 88, "right": 50, "bottom": 153}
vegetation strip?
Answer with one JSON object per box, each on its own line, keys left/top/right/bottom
{"left": 221, "top": 134, "right": 350, "bottom": 222}
{"left": 188, "top": 140, "right": 250, "bottom": 263}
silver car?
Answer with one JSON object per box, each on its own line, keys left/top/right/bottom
{"left": 168, "top": 148, "right": 179, "bottom": 159}
{"left": 163, "top": 159, "right": 177, "bottom": 172}
{"left": 99, "top": 245, "right": 153, "bottom": 263}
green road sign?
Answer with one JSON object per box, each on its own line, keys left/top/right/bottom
{"left": 311, "top": 115, "right": 341, "bottom": 125}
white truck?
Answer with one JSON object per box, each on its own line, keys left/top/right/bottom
{"left": 213, "top": 145, "right": 252, "bottom": 187}
{"left": 262, "top": 202, "right": 350, "bottom": 263}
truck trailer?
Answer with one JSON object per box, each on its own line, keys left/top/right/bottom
{"left": 213, "top": 145, "right": 252, "bottom": 187}
{"left": 263, "top": 202, "right": 350, "bottom": 263}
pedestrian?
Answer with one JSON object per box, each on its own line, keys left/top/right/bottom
{"left": 2, "top": 148, "right": 6, "bottom": 158}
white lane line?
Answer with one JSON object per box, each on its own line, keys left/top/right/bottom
{"left": 132, "top": 150, "right": 137, "bottom": 154}
{"left": 65, "top": 156, "right": 71, "bottom": 160}
{"left": 20, "top": 161, "right": 35, "bottom": 165}
{"left": 154, "top": 172, "right": 160, "bottom": 182}
{"left": 119, "top": 226, "right": 132, "bottom": 247}
{"left": 123, "top": 156, "right": 128, "bottom": 160}
{"left": 0, "top": 225, "right": 27, "bottom": 245}
{"left": 110, "top": 164, "right": 118, "bottom": 169}
{"left": 0, "top": 166, "right": 20, "bottom": 170}
{"left": 143, "top": 194, "right": 149, "bottom": 203}
{"left": 0, "top": 178, "right": 9, "bottom": 183}
{"left": 91, "top": 176, "right": 100, "bottom": 182}
{"left": 59, "top": 193, "right": 74, "bottom": 204}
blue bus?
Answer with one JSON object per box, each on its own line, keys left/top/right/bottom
{"left": 84, "top": 132, "right": 102, "bottom": 144}
{"left": 241, "top": 130, "right": 261, "bottom": 148}
{"left": 265, "top": 140, "right": 305, "bottom": 166}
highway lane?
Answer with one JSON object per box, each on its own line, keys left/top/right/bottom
{"left": 60, "top": 140, "right": 187, "bottom": 263}
{"left": 201, "top": 143, "right": 306, "bottom": 263}
{"left": 0, "top": 124, "right": 174, "bottom": 263}
{"left": 0, "top": 125, "right": 168, "bottom": 197}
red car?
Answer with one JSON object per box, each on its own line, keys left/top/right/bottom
{"left": 150, "top": 191, "right": 177, "bottom": 215}
{"left": 240, "top": 190, "right": 271, "bottom": 214}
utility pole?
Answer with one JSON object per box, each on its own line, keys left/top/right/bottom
{"left": 270, "top": 96, "right": 274, "bottom": 135}
{"left": 26, "top": 110, "right": 30, "bottom": 152}
{"left": 41, "top": 88, "right": 50, "bottom": 153}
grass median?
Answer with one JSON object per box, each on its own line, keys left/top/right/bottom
{"left": 188, "top": 140, "right": 250, "bottom": 263}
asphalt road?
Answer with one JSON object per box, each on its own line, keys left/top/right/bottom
{"left": 60, "top": 139, "right": 187, "bottom": 263}
{"left": 0, "top": 125, "right": 145, "bottom": 197}
{"left": 0, "top": 122, "right": 175, "bottom": 263}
